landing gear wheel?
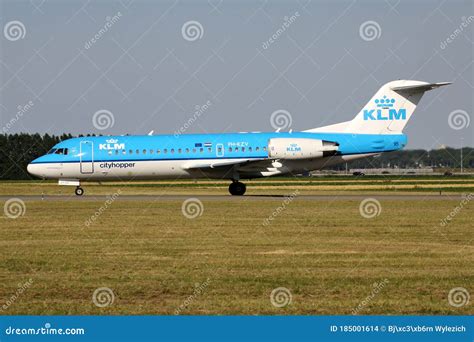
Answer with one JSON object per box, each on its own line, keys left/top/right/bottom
{"left": 75, "top": 187, "right": 84, "bottom": 196}
{"left": 229, "top": 181, "right": 246, "bottom": 196}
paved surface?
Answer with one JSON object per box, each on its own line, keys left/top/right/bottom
{"left": 0, "top": 194, "right": 466, "bottom": 201}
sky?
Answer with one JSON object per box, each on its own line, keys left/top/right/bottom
{"left": 0, "top": 0, "right": 472, "bottom": 149}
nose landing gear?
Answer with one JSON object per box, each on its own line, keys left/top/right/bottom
{"left": 228, "top": 181, "right": 246, "bottom": 196}
{"left": 75, "top": 186, "right": 84, "bottom": 196}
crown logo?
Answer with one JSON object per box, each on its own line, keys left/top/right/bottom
{"left": 106, "top": 138, "right": 118, "bottom": 144}
{"left": 374, "top": 96, "right": 395, "bottom": 108}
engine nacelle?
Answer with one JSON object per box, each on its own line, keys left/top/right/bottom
{"left": 268, "top": 138, "right": 338, "bottom": 160}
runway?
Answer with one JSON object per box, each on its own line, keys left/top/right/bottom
{"left": 0, "top": 194, "right": 467, "bottom": 201}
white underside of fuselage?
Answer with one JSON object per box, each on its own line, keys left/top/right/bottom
{"left": 28, "top": 154, "right": 377, "bottom": 181}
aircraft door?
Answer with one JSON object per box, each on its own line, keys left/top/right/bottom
{"left": 80, "top": 141, "right": 94, "bottom": 174}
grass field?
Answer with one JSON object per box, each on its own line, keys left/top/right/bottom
{"left": 0, "top": 178, "right": 473, "bottom": 315}
{"left": 1, "top": 174, "right": 473, "bottom": 196}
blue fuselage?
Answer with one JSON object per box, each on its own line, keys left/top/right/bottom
{"left": 30, "top": 131, "right": 407, "bottom": 165}
{"left": 27, "top": 131, "right": 407, "bottom": 182}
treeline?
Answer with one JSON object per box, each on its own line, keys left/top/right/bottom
{"left": 0, "top": 133, "right": 472, "bottom": 180}
{"left": 1, "top": 133, "right": 74, "bottom": 180}
{"left": 333, "top": 147, "right": 474, "bottom": 170}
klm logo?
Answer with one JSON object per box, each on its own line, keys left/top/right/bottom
{"left": 287, "top": 143, "right": 301, "bottom": 152}
{"left": 363, "top": 96, "right": 406, "bottom": 121}
{"left": 364, "top": 109, "right": 406, "bottom": 121}
{"left": 99, "top": 138, "right": 125, "bottom": 150}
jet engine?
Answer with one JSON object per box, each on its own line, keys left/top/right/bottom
{"left": 268, "top": 138, "right": 338, "bottom": 159}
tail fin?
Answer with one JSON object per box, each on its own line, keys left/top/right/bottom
{"left": 345, "top": 80, "right": 451, "bottom": 134}
{"left": 308, "top": 80, "right": 451, "bottom": 134}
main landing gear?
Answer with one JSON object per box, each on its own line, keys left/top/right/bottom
{"left": 75, "top": 186, "right": 84, "bottom": 196}
{"left": 228, "top": 181, "right": 246, "bottom": 196}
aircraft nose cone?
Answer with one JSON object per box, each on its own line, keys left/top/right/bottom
{"left": 27, "top": 163, "right": 41, "bottom": 177}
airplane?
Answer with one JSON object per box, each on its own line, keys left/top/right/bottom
{"left": 27, "top": 80, "right": 450, "bottom": 196}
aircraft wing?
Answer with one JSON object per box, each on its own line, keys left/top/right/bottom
{"left": 182, "top": 158, "right": 266, "bottom": 170}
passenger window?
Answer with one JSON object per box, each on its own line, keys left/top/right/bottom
{"left": 164, "top": 149, "right": 168, "bottom": 154}
{"left": 218, "top": 147, "right": 222, "bottom": 153}
{"left": 122, "top": 149, "right": 126, "bottom": 154}
{"left": 249, "top": 147, "right": 252, "bottom": 152}
{"left": 200, "top": 148, "right": 203, "bottom": 153}
{"left": 228, "top": 147, "right": 232, "bottom": 152}
{"left": 171, "top": 149, "right": 175, "bottom": 154}
{"left": 108, "top": 150, "right": 112, "bottom": 155}
{"left": 178, "top": 148, "right": 182, "bottom": 153}
{"left": 115, "top": 150, "right": 119, "bottom": 155}
{"left": 129, "top": 150, "right": 133, "bottom": 154}
{"left": 150, "top": 149, "right": 153, "bottom": 154}
{"left": 208, "top": 148, "right": 212, "bottom": 152}
{"left": 234, "top": 147, "right": 239, "bottom": 152}
{"left": 256, "top": 147, "right": 260, "bottom": 151}
{"left": 186, "top": 148, "right": 190, "bottom": 153}
{"left": 136, "top": 149, "right": 139, "bottom": 154}
{"left": 242, "top": 147, "right": 245, "bottom": 152}
{"left": 192, "top": 148, "right": 196, "bottom": 153}
{"left": 263, "top": 147, "right": 267, "bottom": 151}
{"left": 143, "top": 149, "right": 147, "bottom": 154}
{"left": 157, "top": 150, "right": 161, "bottom": 154}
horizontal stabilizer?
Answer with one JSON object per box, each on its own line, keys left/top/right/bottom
{"left": 391, "top": 82, "right": 452, "bottom": 92}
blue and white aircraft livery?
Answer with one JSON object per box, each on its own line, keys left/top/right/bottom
{"left": 28, "top": 80, "right": 450, "bottom": 196}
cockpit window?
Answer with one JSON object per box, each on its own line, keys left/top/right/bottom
{"left": 48, "top": 148, "right": 68, "bottom": 155}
